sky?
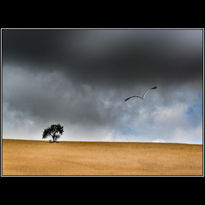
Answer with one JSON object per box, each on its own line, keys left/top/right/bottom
{"left": 2, "top": 29, "right": 203, "bottom": 144}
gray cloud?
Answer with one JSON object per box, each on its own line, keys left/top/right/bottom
{"left": 2, "top": 29, "right": 203, "bottom": 144}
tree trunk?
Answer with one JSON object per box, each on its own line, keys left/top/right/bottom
{"left": 52, "top": 135, "right": 57, "bottom": 142}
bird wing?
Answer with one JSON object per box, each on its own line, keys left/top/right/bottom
{"left": 124, "top": 96, "right": 138, "bottom": 102}
{"left": 142, "top": 86, "right": 157, "bottom": 98}
{"left": 142, "top": 88, "right": 151, "bottom": 98}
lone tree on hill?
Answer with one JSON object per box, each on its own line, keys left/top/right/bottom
{"left": 42, "top": 124, "right": 64, "bottom": 142}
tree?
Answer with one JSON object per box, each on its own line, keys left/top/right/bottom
{"left": 42, "top": 124, "right": 64, "bottom": 142}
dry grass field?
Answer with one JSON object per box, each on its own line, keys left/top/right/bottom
{"left": 2, "top": 139, "right": 203, "bottom": 175}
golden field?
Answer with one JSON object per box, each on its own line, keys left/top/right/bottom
{"left": 2, "top": 139, "right": 203, "bottom": 176}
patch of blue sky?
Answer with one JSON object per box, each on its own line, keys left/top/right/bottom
{"left": 120, "top": 126, "right": 138, "bottom": 136}
{"left": 197, "top": 91, "right": 202, "bottom": 99}
{"left": 186, "top": 103, "right": 203, "bottom": 126}
{"left": 186, "top": 103, "right": 202, "bottom": 115}
{"left": 118, "top": 125, "right": 157, "bottom": 142}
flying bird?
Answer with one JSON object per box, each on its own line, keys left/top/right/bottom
{"left": 124, "top": 86, "right": 157, "bottom": 102}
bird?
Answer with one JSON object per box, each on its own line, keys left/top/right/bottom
{"left": 124, "top": 86, "right": 157, "bottom": 102}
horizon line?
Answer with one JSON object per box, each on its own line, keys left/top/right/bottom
{"left": 2, "top": 138, "right": 202, "bottom": 145}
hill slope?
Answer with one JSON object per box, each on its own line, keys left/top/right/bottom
{"left": 2, "top": 139, "right": 203, "bottom": 175}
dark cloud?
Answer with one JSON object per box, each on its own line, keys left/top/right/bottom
{"left": 3, "top": 29, "right": 202, "bottom": 87}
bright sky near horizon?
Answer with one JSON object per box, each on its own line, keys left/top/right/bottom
{"left": 2, "top": 29, "right": 203, "bottom": 144}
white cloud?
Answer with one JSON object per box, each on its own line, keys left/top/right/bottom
{"left": 152, "top": 138, "right": 166, "bottom": 143}
{"left": 169, "top": 124, "right": 202, "bottom": 144}
{"left": 3, "top": 66, "right": 202, "bottom": 144}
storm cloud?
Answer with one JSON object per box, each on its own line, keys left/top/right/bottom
{"left": 2, "top": 29, "right": 203, "bottom": 143}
